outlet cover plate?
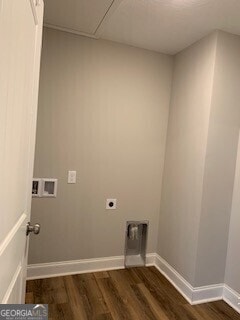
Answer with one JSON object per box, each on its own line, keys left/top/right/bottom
{"left": 106, "top": 199, "right": 117, "bottom": 210}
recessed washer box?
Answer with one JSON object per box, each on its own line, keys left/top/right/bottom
{"left": 42, "top": 178, "right": 58, "bottom": 197}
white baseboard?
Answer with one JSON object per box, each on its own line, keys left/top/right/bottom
{"left": 27, "top": 253, "right": 240, "bottom": 314}
{"left": 154, "top": 254, "right": 240, "bottom": 313}
{"left": 154, "top": 254, "right": 193, "bottom": 303}
{"left": 223, "top": 285, "right": 240, "bottom": 314}
{"left": 27, "top": 253, "right": 155, "bottom": 280}
{"left": 154, "top": 254, "right": 223, "bottom": 305}
{"left": 191, "top": 284, "right": 223, "bottom": 305}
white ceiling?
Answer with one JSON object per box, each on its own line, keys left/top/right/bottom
{"left": 44, "top": 0, "right": 114, "bottom": 34}
{"left": 44, "top": 0, "right": 240, "bottom": 54}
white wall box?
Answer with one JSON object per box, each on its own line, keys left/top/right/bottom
{"left": 106, "top": 199, "right": 117, "bottom": 210}
{"left": 42, "top": 179, "right": 58, "bottom": 197}
{"left": 32, "top": 179, "right": 42, "bottom": 197}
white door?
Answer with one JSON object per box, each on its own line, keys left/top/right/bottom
{"left": 0, "top": 0, "right": 43, "bottom": 303}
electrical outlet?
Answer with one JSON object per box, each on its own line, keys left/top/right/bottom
{"left": 106, "top": 199, "right": 117, "bottom": 210}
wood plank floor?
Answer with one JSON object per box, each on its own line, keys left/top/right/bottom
{"left": 26, "top": 266, "right": 240, "bottom": 320}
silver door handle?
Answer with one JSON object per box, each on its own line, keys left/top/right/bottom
{"left": 26, "top": 222, "right": 41, "bottom": 236}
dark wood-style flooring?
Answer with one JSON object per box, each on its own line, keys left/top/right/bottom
{"left": 26, "top": 266, "right": 240, "bottom": 320}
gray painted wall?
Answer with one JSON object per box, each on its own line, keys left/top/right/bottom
{"left": 194, "top": 31, "right": 240, "bottom": 286}
{"left": 225, "top": 134, "right": 240, "bottom": 294}
{"left": 221, "top": 33, "right": 240, "bottom": 294}
{"left": 29, "top": 27, "right": 240, "bottom": 294}
{"left": 158, "top": 31, "right": 240, "bottom": 287}
{"left": 157, "top": 33, "right": 217, "bottom": 285}
{"left": 28, "top": 28, "right": 173, "bottom": 264}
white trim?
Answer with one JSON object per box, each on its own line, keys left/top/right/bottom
{"left": 154, "top": 254, "right": 224, "bottom": 305}
{"left": 0, "top": 213, "right": 27, "bottom": 257}
{"left": 27, "top": 253, "right": 155, "bottom": 280}
{"left": 2, "top": 263, "right": 22, "bottom": 304}
{"left": 145, "top": 253, "right": 155, "bottom": 266}
{"left": 223, "top": 285, "right": 240, "bottom": 314}
{"left": 26, "top": 253, "right": 240, "bottom": 314}
{"left": 29, "top": 0, "right": 38, "bottom": 25}
{"left": 191, "top": 284, "right": 223, "bottom": 305}
{"left": 154, "top": 254, "right": 193, "bottom": 304}
{"left": 44, "top": 24, "right": 99, "bottom": 40}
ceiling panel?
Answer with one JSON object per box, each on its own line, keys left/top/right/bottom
{"left": 44, "top": 0, "right": 114, "bottom": 34}
{"left": 97, "top": 0, "right": 240, "bottom": 54}
{"left": 44, "top": 0, "right": 240, "bottom": 54}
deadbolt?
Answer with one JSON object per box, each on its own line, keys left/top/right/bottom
{"left": 26, "top": 222, "right": 41, "bottom": 236}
